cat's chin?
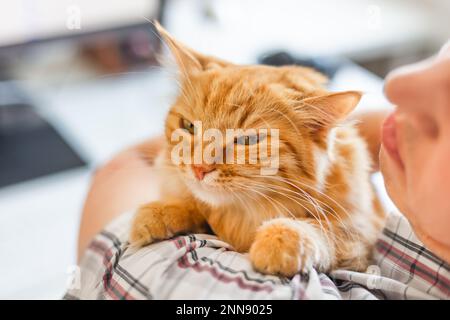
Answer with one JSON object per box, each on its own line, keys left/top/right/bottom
{"left": 188, "top": 182, "right": 233, "bottom": 207}
{"left": 192, "top": 188, "right": 232, "bottom": 207}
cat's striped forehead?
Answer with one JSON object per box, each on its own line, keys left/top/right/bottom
{"left": 174, "top": 65, "right": 325, "bottom": 130}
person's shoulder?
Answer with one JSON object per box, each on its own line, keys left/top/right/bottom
{"left": 374, "top": 211, "right": 450, "bottom": 299}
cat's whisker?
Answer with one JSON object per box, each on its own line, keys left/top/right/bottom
{"left": 243, "top": 179, "right": 334, "bottom": 240}
{"left": 242, "top": 181, "right": 331, "bottom": 241}
{"left": 225, "top": 185, "right": 262, "bottom": 221}
{"left": 265, "top": 180, "right": 338, "bottom": 235}
{"left": 281, "top": 175, "right": 359, "bottom": 226}
{"left": 233, "top": 182, "right": 298, "bottom": 222}
{"left": 232, "top": 182, "right": 284, "bottom": 216}
{"left": 224, "top": 183, "right": 268, "bottom": 230}
{"left": 270, "top": 180, "right": 358, "bottom": 243}
{"left": 234, "top": 183, "right": 353, "bottom": 243}
{"left": 230, "top": 183, "right": 267, "bottom": 213}
{"left": 248, "top": 175, "right": 360, "bottom": 243}
{"left": 255, "top": 174, "right": 352, "bottom": 221}
{"left": 244, "top": 180, "right": 330, "bottom": 225}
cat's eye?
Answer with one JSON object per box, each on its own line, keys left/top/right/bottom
{"left": 235, "top": 134, "right": 259, "bottom": 146}
{"left": 180, "top": 118, "right": 195, "bottom": 134}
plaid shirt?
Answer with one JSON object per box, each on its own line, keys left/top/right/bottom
{"left": 65, "top": 211, "right": 450, "bottom": 300}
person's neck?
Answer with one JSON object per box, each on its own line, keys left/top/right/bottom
{"left": 411, "top": 220, "right": 450, "bottom": 264}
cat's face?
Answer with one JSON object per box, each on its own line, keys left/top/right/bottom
{"left": 157, "top": 23, "right": 361, "bottom": 207}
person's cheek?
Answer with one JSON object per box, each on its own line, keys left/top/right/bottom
{"left": 381, "top": 111, "right": 426, "bottom": 221}
{"left": 395, "top": 111, "right": 449, "bottom": 235}
{"left": 394, "top": 112, "right": 413, "bottom": 171}
{"left": 410, "top": 142, "right": 450, "bottom": 246}
{"left": 397, "top": 112, "right": 436, "bottom": 198}
{"left": 394, "top": 112, "right": 426, "bottom": 193}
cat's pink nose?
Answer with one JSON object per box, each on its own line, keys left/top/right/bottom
{"left": 191, "top": 164, "right": 215, "bottom": 180}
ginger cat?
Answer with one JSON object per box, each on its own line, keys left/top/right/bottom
{"left": 129, "top": 23, "right": 385, "bottom": 277}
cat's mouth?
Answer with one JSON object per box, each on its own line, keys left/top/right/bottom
{"left": 185, "top": 164, "right": 219, "bottom": 184}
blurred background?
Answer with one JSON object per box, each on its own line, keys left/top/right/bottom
{"left": 0, "top": 0, "right": 448, "bottom": 299}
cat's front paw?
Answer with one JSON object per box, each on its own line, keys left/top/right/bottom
{"left": 249, "top": 218, "right": 331, "bottom": 277}
{"left": 129, "top": 201, "right": 192, "bottom": 247}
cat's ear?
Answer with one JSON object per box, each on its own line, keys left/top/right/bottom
{"left": 154, "top": 21, "right": 230, "bottom": 75}
{"left": 299, "top": 91, "right": 362, "bottom": 126}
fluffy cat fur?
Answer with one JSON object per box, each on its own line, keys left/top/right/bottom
{"left": 129, "top": 23, "right": 386, "bottom": 277}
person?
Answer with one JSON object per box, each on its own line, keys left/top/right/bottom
{"left": 380, "top": 42, "right": 450, "bottom": 263}
{"left": 69, "top": 42, "right": 450, "bottom": 300}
